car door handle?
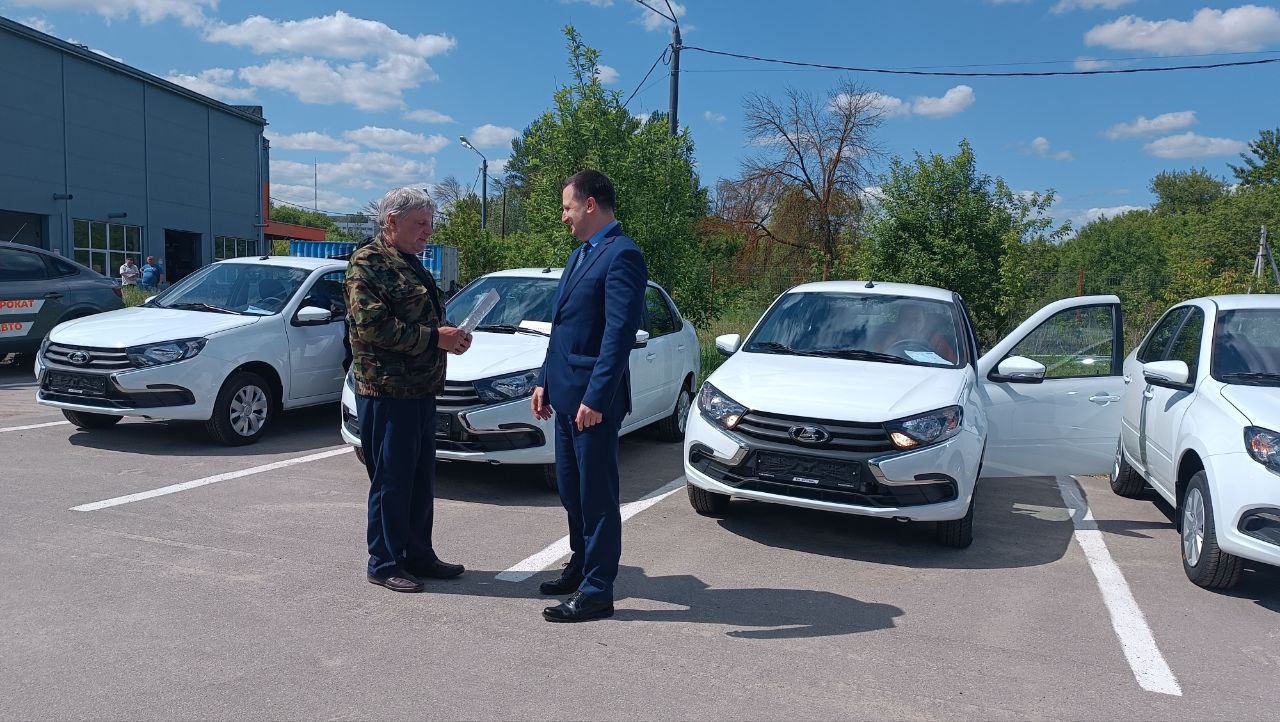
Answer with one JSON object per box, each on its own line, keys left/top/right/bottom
{"left": 1143, "top": 388, "right": 1154, "bottom": 399}
{"left": 1089, "top": 394, "right": 1121, "bottom": 405}
{"left": 43, "top": 292, "right": 63, "bottom": 299}
{"left": 646, "top": 353, "right": 656, "bottom": 361}
{"left": 1123, "top": 375, "right": 1132, "bottom": 384}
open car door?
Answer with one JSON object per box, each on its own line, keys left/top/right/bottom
{"left": 977, "top": 295, "right": 1125, "bottom": 478}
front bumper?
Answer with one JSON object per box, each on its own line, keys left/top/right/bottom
{"left": 682, "top": 409, "right": 980, "bottom": 522}
{"left": 1206, "top": 452, "right": 1280, "bottom": 569}
{"left": 340, "top": 385, "right": 554, "bottom": 465}
{"left": 34, "top": 352, "right": 217, "bottom": 420}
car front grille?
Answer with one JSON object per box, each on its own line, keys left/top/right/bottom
{"left": 734, "top": 410, "right": 896, "bottom": 454}
{"left": 43, "top": 343, "right": 132, "bottom": 371}
{"left": 438, "top": 380, "right": 481, "bottom": 410}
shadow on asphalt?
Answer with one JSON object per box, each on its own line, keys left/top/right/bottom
{"left": 65, "top": 404, "right": 344, "bottom": 457}
{"left": 407, "top": 564, "right": 903, "bottom": 639}
{"left": 1227, "top": 565, "right": 1280, "bottom": 612}
{"left": 712, "top": 476, "right": 1074, "bottom": 570}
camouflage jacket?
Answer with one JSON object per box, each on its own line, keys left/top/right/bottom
{"left": 344, "top": 235, "right": 447, "bottom": 398}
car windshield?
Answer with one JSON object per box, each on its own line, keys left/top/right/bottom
{"left": 743, "top": 292, "right": 963, "bottom": 368}
{"left": 1213, "top": 308, "right": 1280, "bottom": 386}
{"left": 150, "top": 262, "right": 311, "bottom": 315}
{"left": 446, "top": 275, "right": 559, "bottom": 333}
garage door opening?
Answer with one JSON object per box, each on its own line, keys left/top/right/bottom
{"left": 1, "top": 210, "right": 46, "bottom": 249}
{"left": 163, "top": 229, "right": 201, "bottom": 284}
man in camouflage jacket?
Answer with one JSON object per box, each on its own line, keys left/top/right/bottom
{"left": 345, "top": 187, "right": 472, "bottom": 594}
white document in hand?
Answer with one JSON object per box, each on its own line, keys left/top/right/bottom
{"left": 458, "top": 289, "right": 500, "bottom": 333}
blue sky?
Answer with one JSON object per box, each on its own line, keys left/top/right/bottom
{"left": 5, "top": 0, "right": 1279, "bottom": 228}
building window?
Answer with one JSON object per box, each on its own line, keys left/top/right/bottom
{"left": 214, "top": 236, "right": 258, "bottom": 261}
{"left": 73, "top": 219, "right": 142, "bottom": 278}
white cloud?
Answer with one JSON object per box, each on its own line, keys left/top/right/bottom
{"left": 633, "top": 112, "right": 653, "bottom": 124}
{"left": 239, "top": 55, "right": 433, "bottom": 112}
{"left": 1073, "top": 57, "right": 1111, "bottom": 71}
{"left": 910, "top": 85, "right": 975, "bottom": 118}
{"left": 489, "top": 158, "right": 510, "bottom": 176}
{"left": 69, "top": 40, "right": 124, "bottom": 63}
{"left": 273, "top": 152, "right": 437, "bottom": 190}
{"left": 270, "top": 184, "right": 359, "bottom": 212}
{"left": 468, "top": 124, "right": 519, "bottom": 149}
{"left": 833, "top": 91, "right": 911, "bottom": 118}
{"left": 594, "top": 64, "right": 621, "bottom": 85}
{"left": 1084, "top": 205, "right": 1145, "bottom": 223}
{"left": 265, "top": 131, "right": 357, "bottom": 152}
{"left": 164, "top": 68, "right": 255, "bottom": 102}
{"left": 204, "top": 12, "right": 455, "bottom": 61}
{"left": 1144, "top": 132, "right": 1248, "bottom": 159}
{"left": 405, "top": 109, "right": 455, "bottom": 124}
{"left": 1085, "top": 5, "right": 1280, "bottom": 54}
{"left": 703, "top": 111, "right": 726, "bottom": 124}
{"left": 1053, "top": 0, "right": 1134, "bottom": 13}
{"left": 641, "top": 0, "right": 685, "bottom": 31}
{"left": 1104, "top": 111, "right": 1197, "bottom": 140}
{"left": 343, "top": 126, "right": 449, "bottom": 155}
{"left": 7, "top": 0, "right": 212, "bottom": 26}
{"left": 1030, "top": 136, "right": 1074, "bottom": 161}
{"left": 20, "top": 16, "right": 54, "bottom": 33}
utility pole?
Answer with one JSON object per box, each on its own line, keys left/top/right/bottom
{"left": 500, "top": 183, "right": 508, "bottom": 239}
{"left": 1249, "top": 225, "right": 1280, "bottom": 293}
{"left": 313, "top": 157, "right": 318, "bottom": 212}
{"left": 668, "top": 24, "right": 681, "bottom": 138}
{"left": 480, "top": 158, "right": 488, "bottom": 230}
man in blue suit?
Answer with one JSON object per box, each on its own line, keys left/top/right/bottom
{"left": 532, "top": 169, "right": 648, "bottom": 623}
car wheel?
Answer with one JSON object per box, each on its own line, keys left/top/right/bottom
{"left": 62, "top": 409, "right": 122, "bottom": 429}
{"left": 936, "top": 491, "right": 975, "bottom": 548}
{"left": 1180, "top": 471, "right": 1243, "bottom": 590}
{"left": 656, "top": 382, "right": 693, "bottom": 442}
{"left": 205, "top": 371, "right": 273, "bottom": 446}
{"left": 540, "top": 464, "right": 559, "bottom": 491}
{"left": 353, "top": 445, "right": 366, "bottom": 467}
{"left": 1109, "top": 440, "right": 1145, "bottom": 498}
{"left": 687, "top": 482, "right": 730, "bottom": 516}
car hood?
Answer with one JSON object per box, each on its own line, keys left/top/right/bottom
{"left": 1221, "top": 384, "right": 1280, "bottom": 427}
{"left": 49, "top": 307, "right": 261, "bottom": 347}
{"left": 446, "top": 331, "right": 548, "bottom": 381}
{"left": 708, "top": 351, "right": 968, "bottom": 422}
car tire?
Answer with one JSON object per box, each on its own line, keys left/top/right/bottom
{"left": 1110, "top": 440, "right": 1145, "bottom": 498}
{"left": 353, "top": 445, "right": 366, "bottom": 467}
{"left": 1180, "top": 471, "right": 1243, "bottom": 590}
{"left": 205, "top": 371, "right": 274, "bottom": 446}
{"left": 540, "top": 464, "right": 559, "bottom": 491}
{"left": 62, "top": 409, "right": 122, "bottom": 429}
{"left": 936, "top": 491, "right": 975, "bottom": 548}
{"left": 687, "top": 482, "right": 730, "bottom": 516}
{"left": 656, "top": 383, "right": 693, "bottom": 443}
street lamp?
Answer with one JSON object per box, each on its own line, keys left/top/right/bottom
{"left": 458, "top": 136, "right": 488, "bottom": 230}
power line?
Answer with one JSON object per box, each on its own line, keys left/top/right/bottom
{"left": 624, "top": 45, "right": 669, "bottom": 108}
{"left": 632, "top": 0, "right": 675, "bottom": 24}
{"left": 680, "top": 49, "right": 1280, "bottom": 74}
{"left": 682, "top": 45, "right": 1280, "bottom": 77}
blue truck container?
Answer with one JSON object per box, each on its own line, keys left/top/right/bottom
{"left": 289, "top": 240, "right": 460, "bottom": 292}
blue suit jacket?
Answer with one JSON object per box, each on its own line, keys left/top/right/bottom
{"left": 538, "top": 224, "right": 648, "bottom": 419}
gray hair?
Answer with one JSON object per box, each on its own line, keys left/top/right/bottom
{"left": 376, "top": 186, "right": 436, "bottom": 232}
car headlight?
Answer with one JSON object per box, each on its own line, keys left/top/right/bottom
{"left": 884, "top": 406, "right": 963, "bottom": 450}
{"left": 345, "top": 369, "right": 356, "bottom": 392}
{"left": 126, "top": 338, "right": 206, "bottom": 368}
{"left": 1245, "top": 426, "right": 1280, "bottom": 475}
{"left": 697, "top": 382, "right": 747, "bottom": 430}
{"left": 473, "top": 369, "right": 540, "bottom": 403}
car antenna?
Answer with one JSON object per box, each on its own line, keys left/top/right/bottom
{"left": 542, "top": 267, "right": 552, "bottom": 273}
{"left": 865, "top": 279, "right": 875, "bottom": 288}
{"left": 259, "top": 254, "right": 270, "bottom": 260}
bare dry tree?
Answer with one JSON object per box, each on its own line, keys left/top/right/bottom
{"left": 733, "top": 78, "right": 884, "bottom": 279}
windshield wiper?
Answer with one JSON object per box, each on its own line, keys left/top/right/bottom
{"left": 475, "top": 323, "right": 550, "bottom": 337}
{"left": 1220, "top": 371, "right": 1280, "bottom": 384}
{"left": 168, "top": 302, "right": 240, "bottom": 315}
{"left": 747, "top": 341, "right": 798, "bottom": 355}
{"left": 800, "top": 349, "right": 915, "bottom": 365}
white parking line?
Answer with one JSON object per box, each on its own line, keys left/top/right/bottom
{"left": 497, "top": 475, "right": 686, "bottom": 582}
{"left": 1058, "top": 476, "right": 1182, "bottom": 697}
{"left": 71, "top": 446, "right": 353, "bottom": 512}
{"left": 0, "top": 420, "right": 70, "bottom": 433}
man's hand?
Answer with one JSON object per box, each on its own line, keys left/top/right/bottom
{"left": 531, "top": 386, "right": 553, "bottom": 421}
{"left": 574, "top": 404, "right": 602, "bottom": 432}
{"left": 438, "top": 326, "right": 472, "bottom": 354}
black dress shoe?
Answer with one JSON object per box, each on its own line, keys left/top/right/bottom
{"left": 543, "top": 592, "right": 614, "bottom": 623}
{"left": 405, "top": 559, "right": 465, "bottom": 580}
{"left": 367, "top": 573, "right": 424, "bottom": 593}
{"left": 539, "top": 564, "right": 584, "bottom": 595}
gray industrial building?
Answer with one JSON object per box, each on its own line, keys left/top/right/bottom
{"left": 0, "top": 16, "right": 268, "bottom": 283}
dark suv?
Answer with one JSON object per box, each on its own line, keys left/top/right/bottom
{"left": 0, "top": 242, "right": 124, "bottom": 359}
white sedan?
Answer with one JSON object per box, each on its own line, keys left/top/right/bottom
{"left": 36, "top": 256, "right": 350, "bottom": 444}
{"left": 1112, "top": 294, "right": 1280, "bottom": 588}
{"left": 341, "top": 268, "right": 700, "bottom": 487}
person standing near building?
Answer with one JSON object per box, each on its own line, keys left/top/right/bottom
{"left": 345, "top": 186, "right": 472, "bottom": 593}
{"left": 139, "top": 256, "right": 164, "bottom": 291}
{"left": 532, "top": 169, "right": 648, "bottom": 623}
{"left": 118, "top": 258, "right": 139, "bottom": 287}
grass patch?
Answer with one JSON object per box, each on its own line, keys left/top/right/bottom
{"left": 694, "top": 307, "right": 766, "bottom": 385}
{"left": 121, "top": 286, "right": 151, "bottom": 307}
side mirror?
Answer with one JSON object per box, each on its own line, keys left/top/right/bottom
{"left": 716, "top": 334, "right": 742, "bottom": 357}
{"left": 1144, "top": 359, "right": 1190, "bottom": 388}
{"left": 994, "top": 355, "right": 1047, "bottom": 383}
{"left": 634, "top": 329, "right": 650, "bottom": 349}
{"left": 294, "top": 306, "right": 333, "bottom": 326}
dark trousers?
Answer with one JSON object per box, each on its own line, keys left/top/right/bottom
{"left": 554, "top": 411, "right": 622, "bottom": 600}
{"left": 356, "top": 394, "right": 438, "bottom": 577}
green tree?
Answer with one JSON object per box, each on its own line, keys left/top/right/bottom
{"left": 1150, "top": 168, "right": 1227, "bottom": 215}
{"left": 1230, "top": 128, "right": 1280, "bottom": 187}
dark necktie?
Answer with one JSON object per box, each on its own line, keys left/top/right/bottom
{"left": 573, "top": 243, "right": 593, "bottom": 277}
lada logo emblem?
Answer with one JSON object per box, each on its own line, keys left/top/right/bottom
{"left": 789, "top": 425, "right": 831, "bottom": 444}
{"left": 67, "top": 351, "right": 91, "bottom": 365}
